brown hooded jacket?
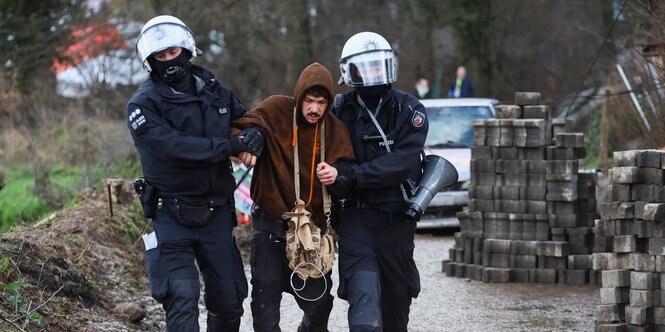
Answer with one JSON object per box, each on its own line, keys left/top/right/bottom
{"left": 230, "top": 63, "right": 355, "bottom": 225}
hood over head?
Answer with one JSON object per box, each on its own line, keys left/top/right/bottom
{"left": 294, "top": 62, "right": 334, "bottom": 118}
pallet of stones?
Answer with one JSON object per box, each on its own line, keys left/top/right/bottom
{"left": 442, "top": 91, "right": 599, "bottom": 284}
{"left": 595, "top": 271, "right": 665, "bottom": 331}
{"left": 454, "top": 209, "right": 596, "bottom": 254}
{"left": 594, "top": 150, "right": 665, "bottom": 331}
{"left": 469, "top": 93, "right": 593, "bottom": 234}
{"left": 468, "top": 130, "right": 596, "bottom": 236}
{"left": 443, "top": 227, "right": 598, "bottom": 284}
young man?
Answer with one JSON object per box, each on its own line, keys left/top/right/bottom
{"left": 127, "top": 15, "right": 262, "bottom": 332}
{"left": 318, "top": 31, "right": 429, "bottom": 332}
{"left": 231, "top": 62, "right": 355, "bottom": 332}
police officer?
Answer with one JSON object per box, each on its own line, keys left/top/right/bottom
{"left": 127, "top": 15, "right": 262, "bottom": 332}
{"left": 318, "top": 32, "right": 429, "bottom": 332}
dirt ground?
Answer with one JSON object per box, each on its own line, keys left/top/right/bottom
{"left": 0, "top": 182, "right": 599, "bottom": 331}
{"left": 232, "top": 233, "right": 599, "bottom": 332}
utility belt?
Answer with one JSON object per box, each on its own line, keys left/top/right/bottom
{"left": 134, "top": 177, "right": 236, "bottom": 227}
{"left": 341, "top": 199, "right": 372, "bottom": 209}
{"left": 251, "top": 206, "right": 288, "bottom": 238}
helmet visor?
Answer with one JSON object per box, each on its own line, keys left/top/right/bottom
{"left": 344, "top": 50, "right": 398, "bottom": 87}
{"left": 136, "top": 23, "right": 195, "bottom": 68}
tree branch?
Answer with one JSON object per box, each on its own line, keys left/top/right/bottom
{"left": 11, "top": 286, "right": 64, "bottom": 324}
{"left": 0, "top": 313, "right": 27, "bottom": 332}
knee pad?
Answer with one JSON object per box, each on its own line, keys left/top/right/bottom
{"left": 165, "top": 279, "right": 199, "bottom": 310}
{"left": 205, "top": 286, "right": 243, "bottom": 319}
{"left": 346, "top": 271, "right": 382, "bottom": 330}
{"left": 168, "top": 279, "right": 200, "bottom": 301}
{"left": 163, "top": 279, "right": 200, "bottom": 332}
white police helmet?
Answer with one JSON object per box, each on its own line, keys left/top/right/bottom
{"left": 338, "top": 32, "right": 398, "bottom": 87}
{"left": 136, "top": 15, "right": 199, "bottom": 72}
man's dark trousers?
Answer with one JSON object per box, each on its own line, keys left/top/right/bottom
{"left": 250, "top": 227, "right": 334, "bottom": 332}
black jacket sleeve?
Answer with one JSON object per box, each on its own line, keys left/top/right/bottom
{"left": 127, "top": 102, "right": 235, "bottom": 165}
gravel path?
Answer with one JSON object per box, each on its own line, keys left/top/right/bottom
{"left": 197, "top": 232, "right": 599, "bottom": 331}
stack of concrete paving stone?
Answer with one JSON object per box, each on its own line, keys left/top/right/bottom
{"left": 594, "top": 149, "right": 665, "bottom": 331}
{"left": 442, "top": 92, "right": 599, "bottom": 285}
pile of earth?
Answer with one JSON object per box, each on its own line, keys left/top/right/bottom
{"left": 0, "top": 179, "right": 252, "bottom": 331}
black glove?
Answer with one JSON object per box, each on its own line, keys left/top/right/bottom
{"left": 230, "top": 136, "right": 250, "bottom": 154}
{"left": 237, "top": 126, "right": 265, "bottom": 156}
{"left": 331, "top": 162, "right": 357, "bottom": 191}
{"left": 231, "top": 126, "right": 265, "bottom": 156}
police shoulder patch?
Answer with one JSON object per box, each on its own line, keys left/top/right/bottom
{"left": 411, "top": 110, "right": 425, "bottom": 128}
{"left": 129, "top": 108, "right": 147, "bottom": 132}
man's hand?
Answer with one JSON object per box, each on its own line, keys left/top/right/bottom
{"left": 239, "top": 151, "right": 257, "bottom": 167}
{"left": 316, "top": 162, "right": 338, "bottom": 185}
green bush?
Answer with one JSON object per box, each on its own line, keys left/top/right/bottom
{"left": 0, "top": 174, "right": 51, "bottom": 231}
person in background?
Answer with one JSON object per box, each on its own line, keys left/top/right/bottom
{"left": 447, "top": 65, "right": 474, "bottom": 98}
{"left": 414, "top": 77, "right": 432, "bottom": 99}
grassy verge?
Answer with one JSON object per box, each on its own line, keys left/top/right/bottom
{"left": 0, "top": 155, "right": 141, "bottom": 232}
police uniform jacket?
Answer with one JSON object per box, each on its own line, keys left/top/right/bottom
{"left": 127, "top": 65, "right": 246, "bottom": 201}
{"left": 334, "top": 87, "right": 429, "bottom": 213}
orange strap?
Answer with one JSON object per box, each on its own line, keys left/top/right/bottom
{"left": 292, "top": 126, "right": 299, "bottom": 146}
{"left": 292, "top": 122, "right": 319, "bottom": 211}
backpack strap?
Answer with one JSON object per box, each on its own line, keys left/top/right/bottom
{"left": 320, "top": 121, "right": 331, "bottom": 231}
{"left": 291, "top": 107, "right": 305, "bottom": 209}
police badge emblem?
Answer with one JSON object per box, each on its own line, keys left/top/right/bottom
{"left": 411, "top": 110, "right": 425, "bottom": 128}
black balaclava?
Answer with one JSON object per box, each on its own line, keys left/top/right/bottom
{"left": 148, "top": 49, "right": 193, "bottom": 93}
{"left": 357, "top": 84, "right": 388, "bottom": 110}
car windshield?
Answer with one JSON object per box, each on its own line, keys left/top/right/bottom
{"left": 425, "top": 106, "right": 494, "bottom": 148}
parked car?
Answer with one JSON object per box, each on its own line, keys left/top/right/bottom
{"left": 417, "top": 98, "right": 499, "bottom": 228}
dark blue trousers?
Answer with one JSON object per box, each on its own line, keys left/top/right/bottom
{"left": 145, "top": 201, "right": 248, "bottom": 332}
{"left": 336, "top": 207, "right": 420, "bottom": 332}
{"left": 250, "top": 228, "right": 333, "bottom": 332}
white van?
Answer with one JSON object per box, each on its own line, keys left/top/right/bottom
{"left": 418, "top": 98, "right": 499, "bottom": 228}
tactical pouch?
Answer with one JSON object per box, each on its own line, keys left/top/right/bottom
{"left": 133, "top": 177, "right": 158, "bottom": 218}
{"left": 168, "top": 198, "right": 215, "bottom": 227}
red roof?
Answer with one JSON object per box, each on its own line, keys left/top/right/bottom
{"left": 51, "top": 22, "right": 127, "bottom": 74}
